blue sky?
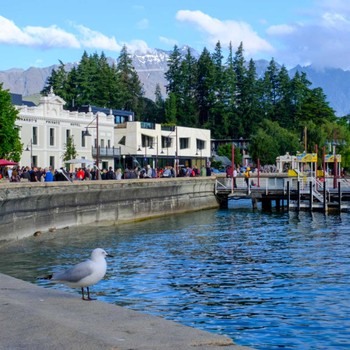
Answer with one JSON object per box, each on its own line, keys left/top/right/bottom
{"left": 1, "top": 0, "right": 349, "bottom": 71}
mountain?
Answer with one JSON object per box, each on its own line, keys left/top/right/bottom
{"left": 1, "top": 48, "right": 349, "bottom": 116}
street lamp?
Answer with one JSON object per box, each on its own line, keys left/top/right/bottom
{"left": 83, "top": 112, "right": 100, "bottom": 179}
{"left": 25, "top": 139, "right": 33, "bottom": 167}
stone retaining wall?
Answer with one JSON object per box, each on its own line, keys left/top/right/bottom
{"left": 0, "top": 177, "right": 219, "bottom": 243}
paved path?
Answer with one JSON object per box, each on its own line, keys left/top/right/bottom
{"left": 0, "top": 273, "right": 253, "bottom": 350}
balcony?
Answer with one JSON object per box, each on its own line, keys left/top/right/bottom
{"left": 92, "top": 146, "right": 121, "bottom": 158}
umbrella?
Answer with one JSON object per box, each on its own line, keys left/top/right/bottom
{"left": 0, "top": 159, "right": 18, "bottom": 166}
{"left": 65, "top": 158, "right": 95, "bottom": 165}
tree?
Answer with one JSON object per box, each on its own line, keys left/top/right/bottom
{"left": 196, "top": 47, "right": 215, "bottom": 127}
{"left": 116, "top": 45, "right": 144, "bottom": 117}
{"left": 249, "top": 119, "right": 300, "bottom": 165}
{"left": 62, "top": 135, "right": 78, "bottom": 162}
{"left": 217, "top": 143, "right": 242, "bottom": 166}
{"left": 0, "top": 84, "right": 22, "bottom": 161}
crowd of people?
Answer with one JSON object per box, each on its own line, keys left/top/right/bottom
{"left": 0, "top": 164, "right": 215, "bottom": 183}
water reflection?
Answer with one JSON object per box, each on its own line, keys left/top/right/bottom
{"left": 0, "top": 204, "right": 349, "bottom": 350}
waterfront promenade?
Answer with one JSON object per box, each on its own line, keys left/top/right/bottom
{"left": 0, "top": 273, "right": 251, "bottom": 350}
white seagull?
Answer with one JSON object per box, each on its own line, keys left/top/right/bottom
{"left": 45, "top": 248, "right": 113, "bottom": 300}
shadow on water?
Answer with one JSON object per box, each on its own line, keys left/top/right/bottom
{"left": 0, "top": 204, "right": 349, "bottom": 350}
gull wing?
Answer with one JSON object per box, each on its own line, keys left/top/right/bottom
{"left": 52, "top": 260, "right": 94, "bottom": 283}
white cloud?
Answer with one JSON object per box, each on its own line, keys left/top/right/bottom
{"left": 175, "top": 10, "right": 274, "bottom": 55}
{"left": 159, "top": 36, "right": 178, "bottom": 47}
{"left": 266, "top": 24, "right": 295, "bottom": 36}
{"left": 75, "top": 25, "right": 121, "bottom": 51}
{"left": 0, "top": 15, "right": 152, "bottom": 56}
{"left": 0, "top": 15, "right": 80, "bottom": 48}
{"left": 266, "top": 1, "right": 350, "bottom": 69}
{"left": 137, "top": 18, "right": 149, "bottom": 30}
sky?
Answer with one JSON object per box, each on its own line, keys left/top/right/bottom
{"left": 0, "top": 0, "right": 349, "bottom": 71}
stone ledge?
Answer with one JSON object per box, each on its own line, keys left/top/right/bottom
{"left": 0, "top": 273, "right": 253, "bottom": 350}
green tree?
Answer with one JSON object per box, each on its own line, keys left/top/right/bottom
{"left": 217, "top": 143, "right": 242, "bottom": 166}
{"left": 178, "top": 47, "right": 198, "bottom": 126}
{"left": 62, "top": 135, "right": 78, "bottom": 162}
{"left": 41, "top": 60, "right": 69, "bottom": 100}
{"left": 164, "top": 92, "right": 177, "bottom": 124}
{"left": 116, "top": 45, "right": 144, "bottom": 117}
{"left": 0, "top": 84, "right": 22, "bottom": 161}
{"left": 196, "top": 47, "right": 215, "bottom": 127}
{"left": 249, "top": 119, "right": 300, "bottom": 164}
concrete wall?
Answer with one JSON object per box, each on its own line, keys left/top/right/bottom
{"left": 0, "top": 177, "right": 219, "bottom": 243}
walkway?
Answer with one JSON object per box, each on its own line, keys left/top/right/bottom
{"left": 0, "top": 273, "right": 252, "bottom": 350}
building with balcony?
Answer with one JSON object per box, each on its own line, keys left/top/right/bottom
{"left": 115, "top": 121, "right": 211, "bottom": 171}
{"left": 13, "top": 92, "right": 211, "bottom": 172}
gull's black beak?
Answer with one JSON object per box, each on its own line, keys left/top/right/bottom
{"left": 106, "top": 253, "right": 114, "bottom": 258}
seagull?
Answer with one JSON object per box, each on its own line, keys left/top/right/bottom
{"left": 44, "top": 248, "right": 113, "bottom": 301}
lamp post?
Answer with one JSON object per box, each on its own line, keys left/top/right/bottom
{"left": 83, "top": 112, "right": 100, "bottom": 179}
{"left": 25, "top": 139, "right": 33, "bottom": 167}
{"left": 333, "top": 141, "right": 338, "bottom": 189}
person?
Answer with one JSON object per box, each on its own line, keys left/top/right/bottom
{"left": 115, "top": 168, "right": 122, "bottom": 180}
{"left": 106, "top": 167, "right": 115, "bottom": 180}
{"left": 76, "top": 168, "right": 85, "bottom": 180}
{"left": 244, "top": 167, "right": 251, "bottom": 187}
{"left": 233, "top": 167, "right": 237, "bottom": 188}
{"left": 44, "top": 167, "right": 54, "bottom": 182}
{"left": 10, "top": 169, "right": 20, "bottom": 182}
{"left": 29, "top": 167, "right": 39, "bottom": 182}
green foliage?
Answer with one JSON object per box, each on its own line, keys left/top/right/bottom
{"left": 0, "top": 84, "right": 22, "bottom": 161}
{"left": 249, "top": 120, "right": 300, "bottom": 164}
{"left": 62, "top": 136, "right": 78, "bottom": 162}
{"left": 217, "top": 143, "right": 242, "bottom": 166}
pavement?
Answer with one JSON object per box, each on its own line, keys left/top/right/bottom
{"left": 0, "top": 273, "right": 253, "bottom": 350}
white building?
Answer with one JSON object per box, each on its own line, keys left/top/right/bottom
{"left": 14, "top": 92, "right": 211, "bottom": 172}
{"left": 16, "top": 91, "right": 115, "bottom": 170}
{"left": 116, "top": 121, "right": 211, "bottom": 170}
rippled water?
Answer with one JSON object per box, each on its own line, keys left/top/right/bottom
{"left": 0, "top": 200, "right": 349, "bottom": 350}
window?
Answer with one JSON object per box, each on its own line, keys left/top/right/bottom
{"left": 100, "top": 139, "right": 105, "bottom": 148}
{"left": 50, "top": 128, "right": 55, "bottom": 146}
{"left": 196, "top": 139, "right": 205, "bottom": 150}
{"left": 81, "top": 131, "right": 86, "bottom": 147}
{"left": 33, "top": 127, "right": 38, "bottom": 145}
{"left": 179, "top": 137, "right": 189, "bottom": 149}
{"left": 32, "top": 156, "right": 37, "bottom": 167}
{"left": 107, "top": 140, "right": 111, "bottom": 148}
{"left": 118, "top": 136, "right": 126, "bottom": 145}
{"left": 162, "top": 136, "right": 172, "bottom": 149}
{"left": 66, "top": 129, "right": 71, "bottom": 142}
{"left": 49, "top": 156, "right": 55, "bottom": 168}
{"left": 141, "top": 134, "right": 153, "bottom": 147}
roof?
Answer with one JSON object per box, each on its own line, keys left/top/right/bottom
{"left": 213, "top": 155, "right": 232, "bottom": 166}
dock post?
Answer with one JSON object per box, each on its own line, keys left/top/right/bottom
{"left": 309, "top": 181, "right": 313, "bottom": 212}
{"left": 297, "top": 181, "right": 300, "bottom": 211}
{"left": 251, "top": 197, "right": 258, "bottom": 209}
{"left": 287, "top": 181, "right": 290, "bottom": 211}
{"left": 338, "top": 182, "right": 342, "bottom": 212}
{"left": 323, "top": 180, "right": 327, "bottom": 213}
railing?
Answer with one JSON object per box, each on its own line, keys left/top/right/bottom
{"left": 92, "top": 146, "right": 121, "bottom": 157}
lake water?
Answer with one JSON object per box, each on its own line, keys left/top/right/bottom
{"left": 0, "top": 200, "right": 349, "bottom": 350}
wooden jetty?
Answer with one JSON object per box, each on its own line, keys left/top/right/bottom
{"left": 215, "top": 175, "right": 350, "bottom": 213}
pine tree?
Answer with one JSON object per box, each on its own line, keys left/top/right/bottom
{"left": 196, "top": 47, "right": 215, "bottom": 127}
{"left": 178, "top": 47, "right": 198, "bottom": 126}
{"left": 116, "top": 45, "right": 144, "bottom": 117}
